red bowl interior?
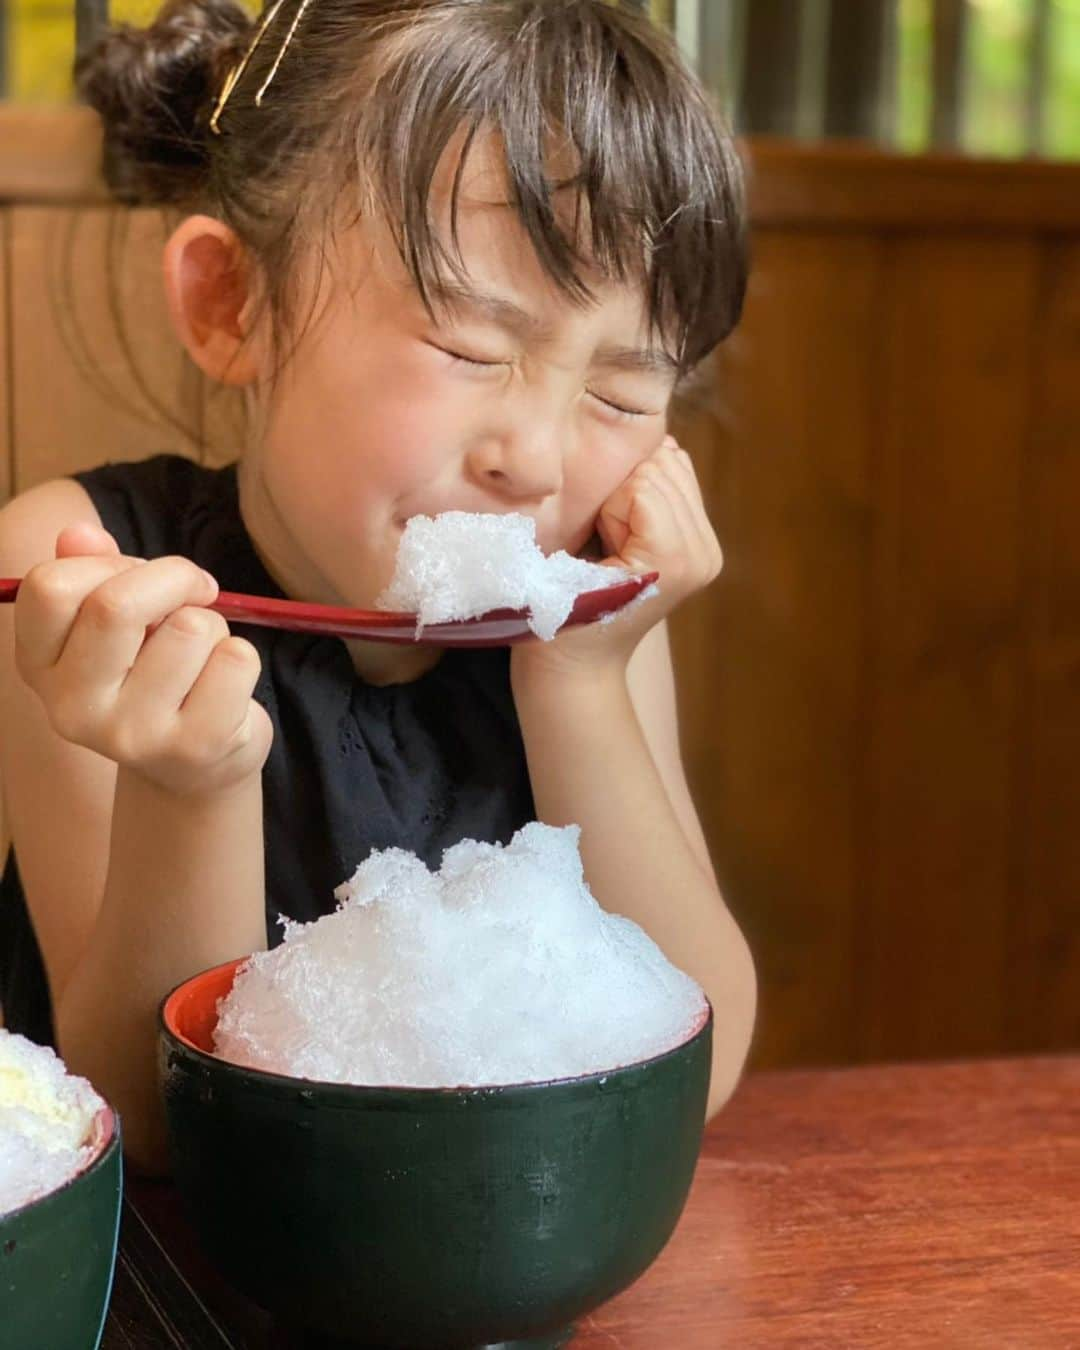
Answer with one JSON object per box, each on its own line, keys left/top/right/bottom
{"left": 163, "top": 955, "right": 711, "bottom": 1083}
{"left": 163, "top": 957, "right": 244, "bottom": 1055}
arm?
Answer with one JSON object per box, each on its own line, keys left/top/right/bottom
{"left": 58, "top": 770, "right": 265, "bottom": 1172}
{"left": 0, "top": 482, "right": 270, "bottom": 1171}
{"left": 513, "top": 626, "right": 755, "bottom": 1119}
{"left": 511, "top": 437, "right": 756, "bottom": 1118}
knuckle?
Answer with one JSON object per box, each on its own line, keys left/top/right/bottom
{"left": 174, "top": 735, "right": 215, "bottom": 771}
{"left": 226, "top": 717, "right": 255, "bottom": 753}
{"left": 83, "top": 584, "right": 136, "bottom": 630}
{"left": 108, "top": 719, "right": 158, "bottom": 766}
{"left": 177, "top": 722, "right": 238, "bottom": 769}
{"left": 169, "top": 556, "right": 215, "bottom": 593}
{"left": 216, "top": 635, "right": 259, "bottom": 668}
{"left": 165, "top": 605, "right": 221, "bottom": 640}
{"left": 22, "top": 563, "right": 71, "bottom": 612}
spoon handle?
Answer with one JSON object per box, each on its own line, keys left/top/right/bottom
{"left": 0, "top": 578, "right": 415, "bottom": 639}
{"left": 0, "top": 571, "right": 658, "bottom": 648}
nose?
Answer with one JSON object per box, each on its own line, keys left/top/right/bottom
{"left": 466, "top": 417, "right": 566, "bottom": 504}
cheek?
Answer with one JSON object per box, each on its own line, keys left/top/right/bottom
{"left": 555, "top": 451, "right": 630, "bottom": 549}
{"left": 571, "top": 426, "right": 653, "bottom": 501}
{"left": 270, "top": 369, "right": 459, "bottom": 511}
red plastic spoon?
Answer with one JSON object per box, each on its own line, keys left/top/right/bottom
{"left": 0, "top": 572, "right": 658, "bottom": 648}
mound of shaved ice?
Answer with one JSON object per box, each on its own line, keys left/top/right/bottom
{"left": 0, "top": 1029, "right": 106, "bottom": 1216}
{"left": 213, "top": 823, "right": 706, "bottom": 1088}
{"left": 377, "top": 512, "right": 635, "bottom": 640}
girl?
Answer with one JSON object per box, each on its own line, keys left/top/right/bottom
{"left": 0, "top": 0, "right": 755, "bottom": 1171}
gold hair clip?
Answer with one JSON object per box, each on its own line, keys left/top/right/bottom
{"left": 209, "top": 0, "right": 316, "bottom": 136}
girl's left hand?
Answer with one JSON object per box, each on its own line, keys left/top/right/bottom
{"left": 511, "top": 435, "right": 722, "bottom": 680}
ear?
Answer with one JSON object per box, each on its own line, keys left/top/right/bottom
{"left": 163, "top": 215, "right": 265, "bottom": 387}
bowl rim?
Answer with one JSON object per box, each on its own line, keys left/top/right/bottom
{"left": 0, "top": 1104, "right": 120, "bottom": 1225}
{"left": 160, "top": 955, "right": 714, "bottom": 1098}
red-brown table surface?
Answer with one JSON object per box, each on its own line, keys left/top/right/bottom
{"left": 106, "top": 1056, "right": 1080, "bottom": 1349}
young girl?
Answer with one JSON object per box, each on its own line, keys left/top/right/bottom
{"left": 0, "top": 0, "right": 755, "bottom": 1170}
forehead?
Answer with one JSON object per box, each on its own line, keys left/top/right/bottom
{"left": 418, "top": 127, "right": 657, "bottom": 337}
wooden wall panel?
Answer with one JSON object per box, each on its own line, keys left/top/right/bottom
{"left": 1007, "top": 240, "right": 1080, "bottom": 1052}
{"left": 0, "top": 211, "right": 11, "bottom": 871}
{"left": 0, "top": 211, "right": 11, "bottom": 505}
{"left": 859, "top": 236, "right": 1040, "bottom": 1060}
{"left": 9, "top": 205, "right": 201, "bottom": 491}
{"left": 4, "top": 128, "right": 1080, "bottom": 1069}
{"left": 673, "top": 232, "right": 881, "bottom": 1068}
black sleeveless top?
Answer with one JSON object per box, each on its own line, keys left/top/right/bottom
{"left": 0, "top": 455, "right": 535, "bottom": 1045}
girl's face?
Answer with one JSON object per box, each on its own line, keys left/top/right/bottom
{"left": 238, "top": 136, "right": 678, "bottom": 615}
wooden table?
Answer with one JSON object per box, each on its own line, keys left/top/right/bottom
{"left": 102, "top": 1057, "right": 1080, "bottom": 1349}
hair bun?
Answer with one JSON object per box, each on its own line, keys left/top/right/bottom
{"left": 75, "top": 0, "right": 252, "bottom": 205}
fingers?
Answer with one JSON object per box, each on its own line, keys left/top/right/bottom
{"left": 113, "top": 606, "right": 233, "bottom": 737}
{"left": 597, "top": 437, "right": 723, "bottom": 586}
{"left": 110, "top": 617, "right": 264, "bottom": 773}
{"left": 15, "top": 555, "right": 142, "bottom": 672}
{"left": 178, "top": 636, "right": 266, "bottom": 767}
{"left": 624, "top": 465, "right": 687, "bottom": 565}
{"left": 647, "top": 439, "right": 724, "bottom": 578}
{"left": 29, "top": 557, "right": 218, "bottom": 690}
{"left": 14, "top": 534, "right": 269, "bottom": 793}
{"left": 55, "top": 523, "right": 122, "bottom": 560}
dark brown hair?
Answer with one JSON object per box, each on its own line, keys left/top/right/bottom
{"left": 77, "top": 0, "right": 747, "bottom": 375}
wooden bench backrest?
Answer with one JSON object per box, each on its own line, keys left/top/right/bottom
{"left": 4, "top": 112, "right": 1080, "bottom": 1067}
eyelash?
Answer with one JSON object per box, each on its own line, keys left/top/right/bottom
{"left": 436, "top": 346, "right": 652, "bottom": 421}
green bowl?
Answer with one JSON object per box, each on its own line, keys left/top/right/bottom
{"left": 159, "top": 957, "right": 711, "bottom": 1350}
{"left": 0, "top": 1104, "right": 122, "bottom": 1350}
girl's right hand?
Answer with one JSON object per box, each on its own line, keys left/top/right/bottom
{"left": 13, "top": 523, "right": 272, "bottom": 797}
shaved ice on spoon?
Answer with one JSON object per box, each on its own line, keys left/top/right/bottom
{"left": 377, "top": 511, "right": 647, "bottom": 640}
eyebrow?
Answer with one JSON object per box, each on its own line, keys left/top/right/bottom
{"left": 428, "top": 280, "right": 679, "bottom": 378}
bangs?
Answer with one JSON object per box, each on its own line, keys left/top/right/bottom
{"left": 325, "top": 1, "right": 746, "bottom": 375}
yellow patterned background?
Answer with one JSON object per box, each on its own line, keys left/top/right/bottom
{"left": 7, "top": 1, "right": 673, "bottom": 102}
{"left": 11, "top": 1, "right": 157, "bottom": 100}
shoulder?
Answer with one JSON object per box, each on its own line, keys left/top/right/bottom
{"left": 77, "top": 454, "right": 224, "bottom": 554}
{"left": 75, "top": 452, "right": 216, "bottom": 504}
{"left": 0, "top": 477, "right": 103, "bottom": 575}
{"left": 0, "top": 455, "right": 226, "bottom": 572}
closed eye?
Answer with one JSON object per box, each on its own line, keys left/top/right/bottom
{"left": 431, "top": 343, "right": 506, "bottom": 369}
{"left": 432, "top": 342, "right": 658, "bottom": 418}
{"left": 587, "top": 391, "right": 656, "bottom": 420}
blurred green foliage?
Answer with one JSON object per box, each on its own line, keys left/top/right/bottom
{"left": 5, "top": 0, "right": 1079, "bottom": 159}
{"left": 898, "top": 0, "right": 1080, "bottom": 155}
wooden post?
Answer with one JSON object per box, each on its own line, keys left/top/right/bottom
{"left": 738, "top": 0, "right": 803, "bottom": 136}
{"left": 1026, "top": 0, "right": 1051, "bottom": 156}
{"left": 824, "top": 0, "right": 894, "bottom": 140}
{"left": 795, "top": 0, "right": 831, "bottom": 141}
{"left": 931, "top": 0, "right": 968, "bottom": 150}
{"left": 76, "top": 0, "right": 111, "bottom": 62}
{"left": 699, "top": 0, "right": 747, "bottom": 121}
